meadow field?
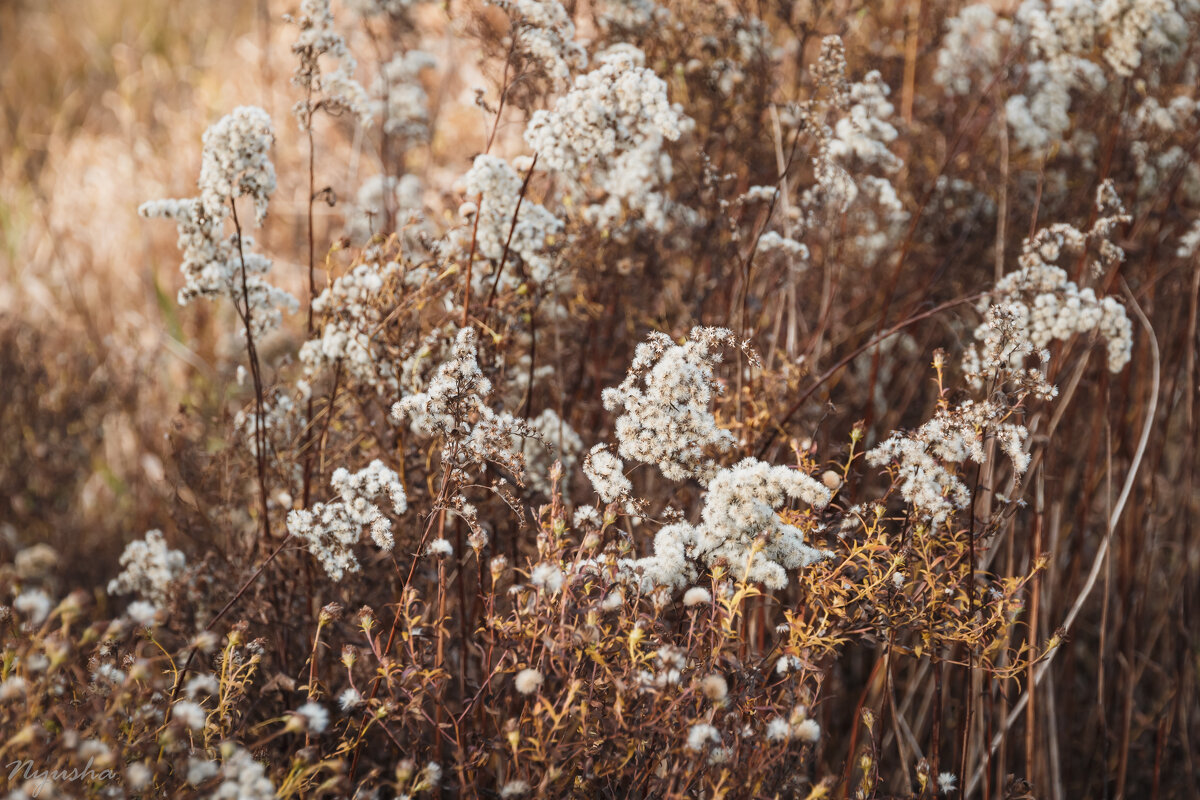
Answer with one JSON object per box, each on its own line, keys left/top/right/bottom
{"left": 0, "top": 0, "right": 1197, "bottom": 797}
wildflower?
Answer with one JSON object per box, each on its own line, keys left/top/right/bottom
{"left": 682, "top": 586, "right": 712, "bottom": 607}
{"left": 497, "top": 0, "right": 586, "bottom": 82}
{"left": 186, "top": 674, "right": 220, "bottom": 699}
{"left": 461, "top": 155, "right": 563, "bottom": 289}
{"left": 291, "top": 702, "right": 329, "bottom": 734}
{"left": 700, "top": 674, "right": 728, "bottom": 702}
{"left": 600, "top": 327, "right": 742, "bottom": 483}
{"left": 125, "top": 600, "right": 158, "bottom": 627}
{"left": 514, "top": 668, "right": 544, "bottom": 695}
{"left": 107, "top": 530, "right": 187, "bottom": 608}
{"left": 525, "top": 47, "right": 692, "bottom": 231}
{"left": 531, "top": 562, "right": 564, "bottom": 594}
{"left": 338, "top": 687, "right": 364, "bottom": 711}
{"left": 583, "top": 444, "right": 632, "bottom": 502}
{"left": 794, "top": 718, "right": 821, "bottom": 744}
{"left": 634, "top": 457, "right": 830, "bottom": 591}
{"left": 938, "top": 772, "right": 958, "bottom": 794}
{"left": 601, "top": 589, "right": 625, "bottom": 611}
{"left": 287, "top": 460, "right": 407, "bottom": 581}
{"left": 290, "top": 0, "right": 370, "bottom": 129}
{"left": 765, "top": 717, "right": 792, "bottom": 742}
{"left": 686, "top": 723, "right": 720, "bottom": 751}
{"left": 126, "top": 762, "right": 152, "bottom": 791}
{"left": 421, "top": 762, "right": 443, "bottom": 787}
{"left": 427, "top": 538, "right": 453, "bottom": 558}
{"left": 13, "top": 589, "right": 51, "bottom": 625}
{"left": 173, "top": 700, "right": 207, "bottom": 730}
{"left": 213, "top": 744, "right": 275, "bottom": 799}
{"left": 500, "top": 780, "right": 531, "bottom": 798}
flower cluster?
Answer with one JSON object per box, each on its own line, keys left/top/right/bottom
{"left": 139, "top": 107, "right": 297, "bottom": 338}
{"left": 497, "top": 0, "right": 587, "bottom": 82}
{"left": 289, "top": 0, "right": 370, "bottom": 129}
{"left": 631, "top": 458, "right": 831, "bottom": 591}
{"left": 462, "top": 155, "right": 562, "bottom": 287}
{"left": 299, "top": 258, "right": 402, "bottom": 391}
{"left": 371, "top": 50, "right": 437, "bottom": 144}
{"left": 602, "top": 327, "right": 745, "bottom": 484}
{"left": 107, "top": 530, "right": 187, "bottom": 609}
{"left": 286, "top": 460, "right": 407, "bottom": 581}
{"left": 965, "top": 189, "right": 1134, "bottom": 379}
{"left": 525, "top": 48, "right": 692, "bottom": 232}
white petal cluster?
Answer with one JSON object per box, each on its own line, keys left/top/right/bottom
{"left": 763, "top": 705, "right": 821, "bottom": 743}
{"left": 292, "top": 701, "right": 329, "bottom": 733}
{"left": 107, "top": 529, "right": 187, "bottom": 608}
{"left": 140, "top": 108, "right": 297, "bottom": 338}
{"left": 1100, "top": 0, "right": 1190, "bottom": 77}
{"left": 601, "top": 327, "right": 739, "bottom": 484}
{"left": 197, "top": 107, "right": 277, "bottom": 225}
{"left": 514, "top": 667, "right": 544, "bottom": 694}
{"left": 934, "top": 4, "right": 1012, "bottom": 96}
{"left": 686, "top": 723, "right": 720, "bottom": 751}
{"left": 524, "top": 48, "right": 693, "bottom": 232}
{"left": 966, "top": 204, "right": 1134, "bottom": 379}
{"left": 286, "top": 460, "right": 407, "bottom": 581}
{"left": 939, "top": 1, "right": 1194, "bottom": 155}
{"left": 633, "top": 458, "right": 830, "bottom": 591}
{"left": 756, "top": 231, "right": 810, "bottom": 271}
{"left": 828, "top": 71, "right": 901, "bottom": 173}
{"left": 1178, "top": 218, "right": 1200, "bottom": 258}
{"left": 498, "top": 0, "right": 587, "bottom": 82}
{"left": 290, "top": 0, "right": 370, "bottom": 129}
{"left": 392, "top": 328, "right": 535, "bottom": 542}
{"left": 211, "top": 744, "right": 276, "bottom": 800}
{"left": 300, "top": 258, "right": 402, "bottom": 391}
{"left": 521, "top": 408, "right": 583, "bottom": 494}
{"left": 13, "top": 589, "right": 52, "bottom": 625}
{"left": 371, "top": 50, "right": 437, "bottom": 142}
{"left": 867, "top": 400, "right": 1029, "bottom": 528}
{"left": 583, "top": 444, "right": 633, "bottom": 503}
{"left": 463, "top": 155, "right": 563, "bottom": 286}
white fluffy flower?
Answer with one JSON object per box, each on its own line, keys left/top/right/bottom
{"left": 584, "top": 444, "right": 633, "bottom": 502}
{"left": 287, "top": 460, "right": 407, "bottom": 581}
{"left": 938, "top": 772, "right": 958, "bottom": 794}
{"left": 633, "top": 458, "right": 830, "bottom": 591}
{"left": 514, "top": 668, "right": 544, "bottom": 694}
{"left": 140, "top": 108, "right": 298, "bottom": 339}
{"left": 686, "top": 723, "right": 720, "bottom": 751}
{"left": 525, "top": 48, "right": 692, "bottom": 232}
{"left": 338, "top": 687, "right": 364, "bottom": 711}
{"left": 794, "top": 718, "right": 821, "bottom": 743}
{"left": 293, "top": 702, "right": 329, "bottom": 734}
{"left": 531, "top": 562, "right": 565, "bottom": 594}
{"left": 765, "top": 717, "right": 792, "bottom": 742}
{"left": 172, "top": 700, "right": 207, "bottom": 731}
{"left": 14, "top": 589, "right": 52, "bottom": 625}
{"left": 107, "top": 530, "right": 187, "bottom": 608}
{"left": 602, "top": 327, "right": 742, "bottom": 484}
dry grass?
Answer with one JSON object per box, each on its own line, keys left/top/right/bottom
{"left": 1, "top": 1, "right": 1197, "bottom": 798}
